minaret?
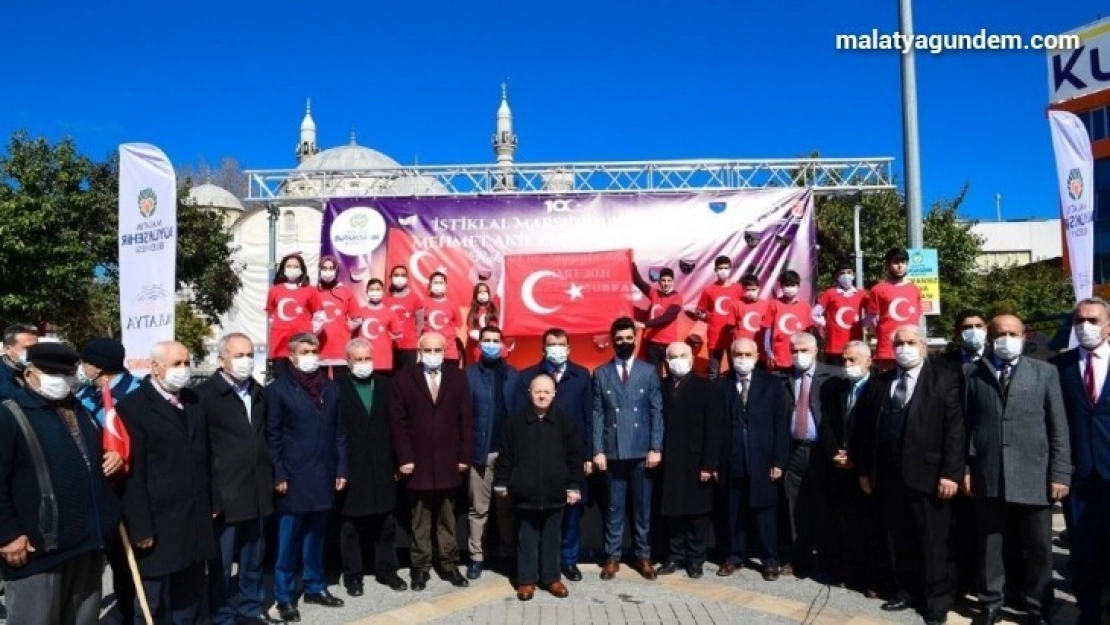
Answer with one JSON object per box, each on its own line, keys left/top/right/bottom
{"left": 492, "top": 83, "right": 518, "bottom": 191}
{"left": 295, "top": 99, "right": 320, "bottom": 163}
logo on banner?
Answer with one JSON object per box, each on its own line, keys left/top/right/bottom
{"left": 330, "top": 207, "right": 386, "bottom": 255}
{"left": 137, "top": 188, "right": 157, "bottom": 218}
{"left": 136, "top": 284, "right": 170, "bottom": 303}
{"left": 1067, "top": 168, "right": 1084, "bottom": 200}
{"left": 545, "top": 199, "right": 586, "bottom": 214}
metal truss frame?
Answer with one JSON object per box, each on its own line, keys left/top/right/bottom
{"left": 242, "top": 157, "right": 895, "bottom": 203}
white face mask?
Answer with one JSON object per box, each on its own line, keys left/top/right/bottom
{"left": 76, "top": 365, "right": 95, "bottom": 387}
{"left": 391, "top": 276, "right": 408, "bottom": 289}
{"left": 732, "top": 357, "right": 756, "bottom": 375}
{"left": 716, "top": 269, "right": 730, "bottom": 282}
{"left": 294, "top": 354, "right": 319, "bottom": 374}
{"left": 961, "top": 327, "right": 986, "bottom": 351}
{"left": 229, "top": 356, "right": 254, "bottom": 381}
{"left": 845, "top": 365, "right": 867, "bottom": 381}
{"left": 782, "top": 286, "right": 799, "bottom": 299}
{"left": 421, "top": 352, "right": 444, "bottom": 370}
{"left": 351, "top": 362, "right": 374, "bottom": 379}
{"left": 319, "top": 270, "right": 337, "bottom": 282}
{"left": 667, "top": 357, "right": 692, "bottom": 378}
{"left": 284, "top": 268, "right": 302, "bottom": 281}
{"left": 743, "top": 290, "right": 758, "bottom": 302}
{"left": 37, "top": 373, "right": 76, "bottom": 400}
{"left": 792, "top": 352, "right": 814, "bottom": 371}
{"left": 837, "top": 274, "right": 854, "bottom": 290}
{"left": 993, "top": 336, "right": 1023, "bottom": 362}
{"left": 430, "top": 283, "right": 446, "bottom": 296}
{"left": 367, "top": 290, "right": 384, "bottom": 304}
{"left": 162, "top": 366, "right": 192, "bottom": 393}
{"left": 895, "top": 345, "right": 923, "bottom": 370}
{"left": 476, "top": 292, "right": 490, "bottom": 304}
{"left": 9, "top": 349, "right": 29, "bottom": 370}
{"left": 1075, "top": 322, "right": 1105, "bottom": 350}
{"left": 545, "top": 345, "right": 569, "bottom": 366}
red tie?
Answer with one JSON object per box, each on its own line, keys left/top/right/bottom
{"left": 621, "top": 362, "right": 629, "bottom": 384}
{"left": 793, "top": 372, "right": 811, "bottom": 440}
{"left": 1086, "top": 351, "right": 1098, "bottom": 404}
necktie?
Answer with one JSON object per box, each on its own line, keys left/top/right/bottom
{"left": 553, "top": 368, "right": 563, "bottom": 384}
{"left": 793, "top": 372, "right": 810, "bottom": 440}
{"left": 621, "top": 362, "right": 629, "bottom": 384}
{"left": 998, "top": 363, "right": 1011, "bottom": 395}
{"left": 429, "top": 370, "right": 439, "bottom": 403}
{"left": 846, "top": 383, "right": 858, "bottom": 414}
{"left": 740, "top": 376, "right": 750, "bottom": 407}
{"left": 1085, "top": 352, "right": 1097, "bottom": 404}
{"left": 893, "top": 373, "right": 908, "bottom": 409}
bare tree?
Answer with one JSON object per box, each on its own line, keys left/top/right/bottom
{"left": 178, "top": 156, "right": 248, "bottom": 197}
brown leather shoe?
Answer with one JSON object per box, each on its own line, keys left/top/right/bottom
{"left": 600, "top": 558, "right": 620, "bottom": 580}
{"left": 716, "top": 562, "right": 740, "bottom": 577}
{"left": 635, "top": 558, "right": 657, "bottom": 580}
{"left": 546, "top": 580, "right": 569, "bottom": 598}
{"left": 763, "top": 565, "right": 781, "bottom": 581}
{"left": 516, "top": 584, "right": 535, "bottom": 601}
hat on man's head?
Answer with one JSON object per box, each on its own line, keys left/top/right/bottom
{"left": 81, "top": 338, "right": 125, "bottom": 372}
{"left": 27, "top": 343, "right": 80, "bottom": 375}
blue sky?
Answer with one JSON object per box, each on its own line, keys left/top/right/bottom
{"left": 2, "top": 0, "right": 1104, "bottom": 221}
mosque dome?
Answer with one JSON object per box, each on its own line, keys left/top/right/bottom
{"left": 282, "top": 131, "right": 447, "bottom": 198}
{"left": 187, "top": 183, "right": 244, "bottom": 211}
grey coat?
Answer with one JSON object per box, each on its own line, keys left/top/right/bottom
{"left": 964, "top": 356, "right": 1071, "bottom": 506}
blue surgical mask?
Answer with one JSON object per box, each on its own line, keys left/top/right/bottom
{"left": 480, "top": 342, "right": 502, "bottom": 361}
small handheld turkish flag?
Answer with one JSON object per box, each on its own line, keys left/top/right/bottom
{"left": 101, "top": 386, "right": 130, "bottom": 478}
{"left": 502, "top": 249, "right": 634, "bottom": 336}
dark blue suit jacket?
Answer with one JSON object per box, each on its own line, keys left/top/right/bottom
{"left": 1051, "top": 348, "right": 1110, "bottom": 480}
{"left": 716, "top": 370, "right": 789, "bottom": 508}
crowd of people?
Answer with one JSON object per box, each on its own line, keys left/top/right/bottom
{"left": 0, "top": 246, "right": 1107, "bottom": 625}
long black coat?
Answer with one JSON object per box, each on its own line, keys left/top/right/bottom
{"left": 265, "top": 375, "right": 348, "bottom": 514}
{"left": 659, "top": 374, "right": 721, "bottom": 516}
{"left": 336, "top": 372, "right": 397, "bottom": 517}
{"left": 195, "top": 372, "right": 273, "bottom": 524}
{"left": 117, "top": 378, "right": 217, "bottom": 578}
{"left": 493, "top": 406, "right": 584, "bottom": 510}
{"left": 716, "top": 370, "right": 789, "bottom": 509}
{"left": 851, "top": 359, "right": 965, "bottom": 494}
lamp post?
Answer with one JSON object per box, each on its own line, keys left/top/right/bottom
{"left": 899, "top": 0, "right": 924, "bottom": 250}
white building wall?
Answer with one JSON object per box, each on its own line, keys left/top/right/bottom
{"left": 969, "top": 219, "right": 1062, "bottom": 270}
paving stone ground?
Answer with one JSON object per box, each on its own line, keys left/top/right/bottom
{"left": 0, "top": 512, "right": 1078, "bottom": 624}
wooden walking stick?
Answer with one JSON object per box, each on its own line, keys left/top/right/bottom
{"left": 119, "top": 523, "right": 154, "bottom": 625}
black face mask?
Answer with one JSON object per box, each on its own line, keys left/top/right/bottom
{"left": 614, "top": 342, "right": 636, "bottom": 360}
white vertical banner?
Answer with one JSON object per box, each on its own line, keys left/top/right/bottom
{"left": 1048, "top": 111, "right": 1095, "bottom": 304}
{"left": 118, "top": 144, "right": 177, "bottom": 376}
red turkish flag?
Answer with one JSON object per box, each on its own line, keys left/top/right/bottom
{"left": 502, "top": 249, "right": 634, "bottom": 336}
{"left": 384, "top": 227, "right": 474, "bottom": 304}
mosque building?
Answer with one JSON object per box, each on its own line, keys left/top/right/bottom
{"left": 188, "top": 87, "right": 519, "bottom": 362}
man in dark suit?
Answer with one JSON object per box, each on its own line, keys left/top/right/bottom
{"left": 592, "top": 316, "right": 664, "bottom": 581}
{"left": 266, "top": 333, "right": 348, "bottom": 621}
{"left": 518, "top": 328, "right": 594, "bottom": 582}
{"left": 657, "top": 342, "right": 720, "bottom": 579}
{"left": 939, "top": 309, "right": 988, "bottom": 369}
{"left": 818, "top": 339, "right": 884, "bottom": 596}
{"left": 780, "top": 332, "right": 842, "bottom": 578}
{"left": 1051, "top": 297, "right": 1110, "bottom": 625}
{"left": 389, "top": 331, "right": 473, "bottom": 591}
{"left": 464, "top": 325, "right": 521, "bottom": 580}
{"left": 852, "top": 325, "right": 964, "bottom": 625}
{"left": 336, "top": 338, "right": 407, "bottom": 596}
{"left": 715, "top": 337, "right": 788, "bottom": 580}
{"left": 195, "top": 332, "right": 274, "bottom": 625}
{"left": 964, "top": 314, "right": 1070, "bottom": 625}
{"left": 117, "top": 340, "right": 217, "bottom": 623}
{"left": 934, "top": 308, "right": 988, "bottom": 600}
